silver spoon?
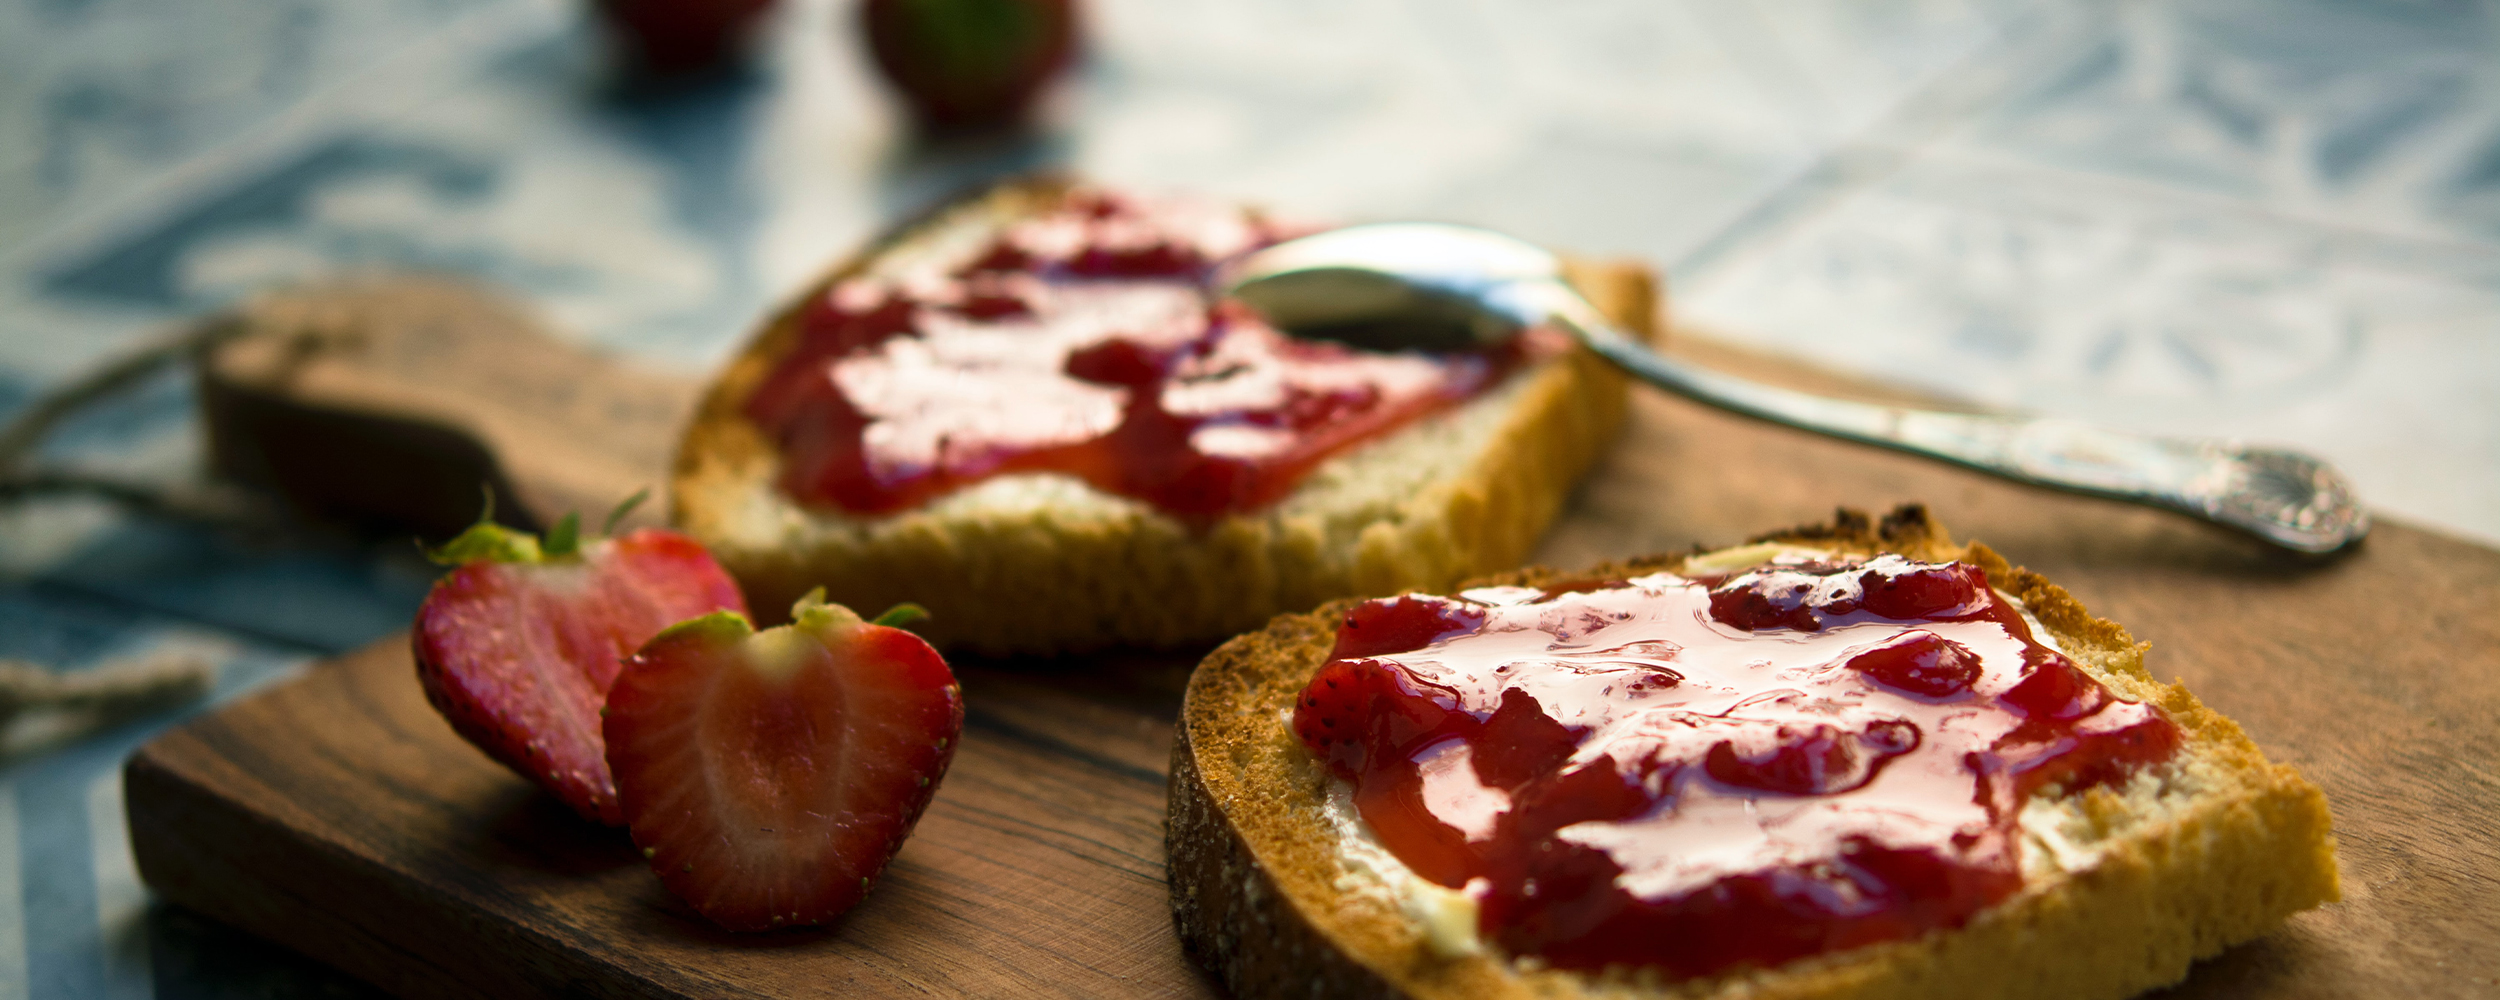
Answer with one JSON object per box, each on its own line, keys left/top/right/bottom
{"left": 1223, "top": 223, "right": 2369, "bottom": 554}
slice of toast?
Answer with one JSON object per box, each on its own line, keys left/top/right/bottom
{"left": 670, "top": 178, "right": 1653, "bottom": 653}
{"left": 1168, "top": 504, "right": 2339, "bottom": 1000}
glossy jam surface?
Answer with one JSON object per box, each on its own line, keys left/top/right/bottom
{"left": 744, "top": 191, "right": 1548, "bottom": 521}
{"left": 1292, "top": 555, "right": 2181, "bottom": 976}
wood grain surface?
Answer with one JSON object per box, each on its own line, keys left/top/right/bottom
{"left": 129, "top": 282, "right": 2499, "bottom": 999}
{"left": 199, "top": 279, "right": 695, "bottom": 538}
{"left": 128, "top": 641, "right": 1212, "bottom": 999}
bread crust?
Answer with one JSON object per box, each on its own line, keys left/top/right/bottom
{"left": 1169, "top": 505, "right": 2340, "bottom": 1000}
{"left": 671, "top": 178, "right": 1652, "bottom": 653}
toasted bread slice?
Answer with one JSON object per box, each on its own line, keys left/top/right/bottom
{"left": 671, "top": 178, "right": 1653, "bottom": 653}
{"left": 1169, "top": 504, "right": 2339, "bottom": 1000}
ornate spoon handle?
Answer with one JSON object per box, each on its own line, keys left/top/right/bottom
{"left": 1536, "top": 290, "right": 2370, "bottom": 554}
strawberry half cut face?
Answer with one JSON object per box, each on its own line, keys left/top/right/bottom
{"left": 604, "top": 593, "right": 963, "bottom": 932}
{"left": 412, "top": 522, "right": 748, "bottom": 825}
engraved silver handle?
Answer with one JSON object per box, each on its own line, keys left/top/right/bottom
{"left": 1530, "top": 286, "right": 2371, "bottom": 554}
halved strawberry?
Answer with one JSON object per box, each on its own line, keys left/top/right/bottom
{"left": 604, "top": 592, "right": 962, "bottom": 932}
{"left": 412, "top": 497, "right": 747, "bottom": 825}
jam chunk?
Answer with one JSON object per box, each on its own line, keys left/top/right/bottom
{"left": 744, "top": 191, "right": 1549, "bottom": 522}
{"left": 1291, "top": 555, "right": 2182, "bottom": 977}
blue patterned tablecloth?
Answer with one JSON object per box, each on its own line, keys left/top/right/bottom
{"left": 0, "top": 0, "right": 2493, "bottom": 995}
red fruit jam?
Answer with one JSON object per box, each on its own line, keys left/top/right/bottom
{"left": 1290, "top": 555, "right": 2181, "bottom": 976}
{"left": 743, "top": 190, "right": 1555, "bottom": 522}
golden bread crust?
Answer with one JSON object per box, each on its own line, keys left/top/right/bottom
{"left": 1168, "top": 505, "right": 2340, "bottom": 1000}
{"left": 671, "top": 178, "right": 1651, "bottom": 652}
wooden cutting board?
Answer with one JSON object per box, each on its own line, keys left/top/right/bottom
{"left": 129, "top": 279, "right": 2499, "bottom": 998}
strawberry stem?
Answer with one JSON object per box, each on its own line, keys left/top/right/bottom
{"left": 649, "top": 609, "right": 755, "bottom": 645}
{"left": 422, "top": 486, "right": 564, "bottom": 566}
{"left": 425, "top": 521, "right": 543, "bottom": 566}
{"left": 789, "top": 588, "right": 866, "bottom": 632}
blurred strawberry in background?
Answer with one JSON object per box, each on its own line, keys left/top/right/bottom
{"left": 595, "top": 0, "right": 779, "bottom": 77}
{"left": 862, "top": 0, "right": 1078, "bottom": 130}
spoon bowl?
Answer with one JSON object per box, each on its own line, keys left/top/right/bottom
{"left": 1223, "top": 223, "right": 1565, "bottom": 352}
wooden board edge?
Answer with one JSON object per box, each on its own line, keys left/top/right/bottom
{"left": 121, "top": 650, "right": 688, "bottom": 1000}
{"left": 126, "top": 739, "right": 515, "bottom": 999}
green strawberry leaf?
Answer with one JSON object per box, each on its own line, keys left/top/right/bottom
{"left": 871, "top": 603, "right": 931, "bottom": 630}
{"left": 543, "top": 512, "right": 583, "bottom": 558}
{"left": 603, "top": 487, "right": 651, "bottom": 536}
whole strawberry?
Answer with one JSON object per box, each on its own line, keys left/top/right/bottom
{"left": 596, "top": 0, "right": 778, "bottom": 77}
{"left": 412, "top": 496, "right": 748, "bottom": 825}
{"left": 860, "top": 0, "right": 1076, "bottom": 130}
{"left": 605, "top": 592, "right": 960, "bottom": 932}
